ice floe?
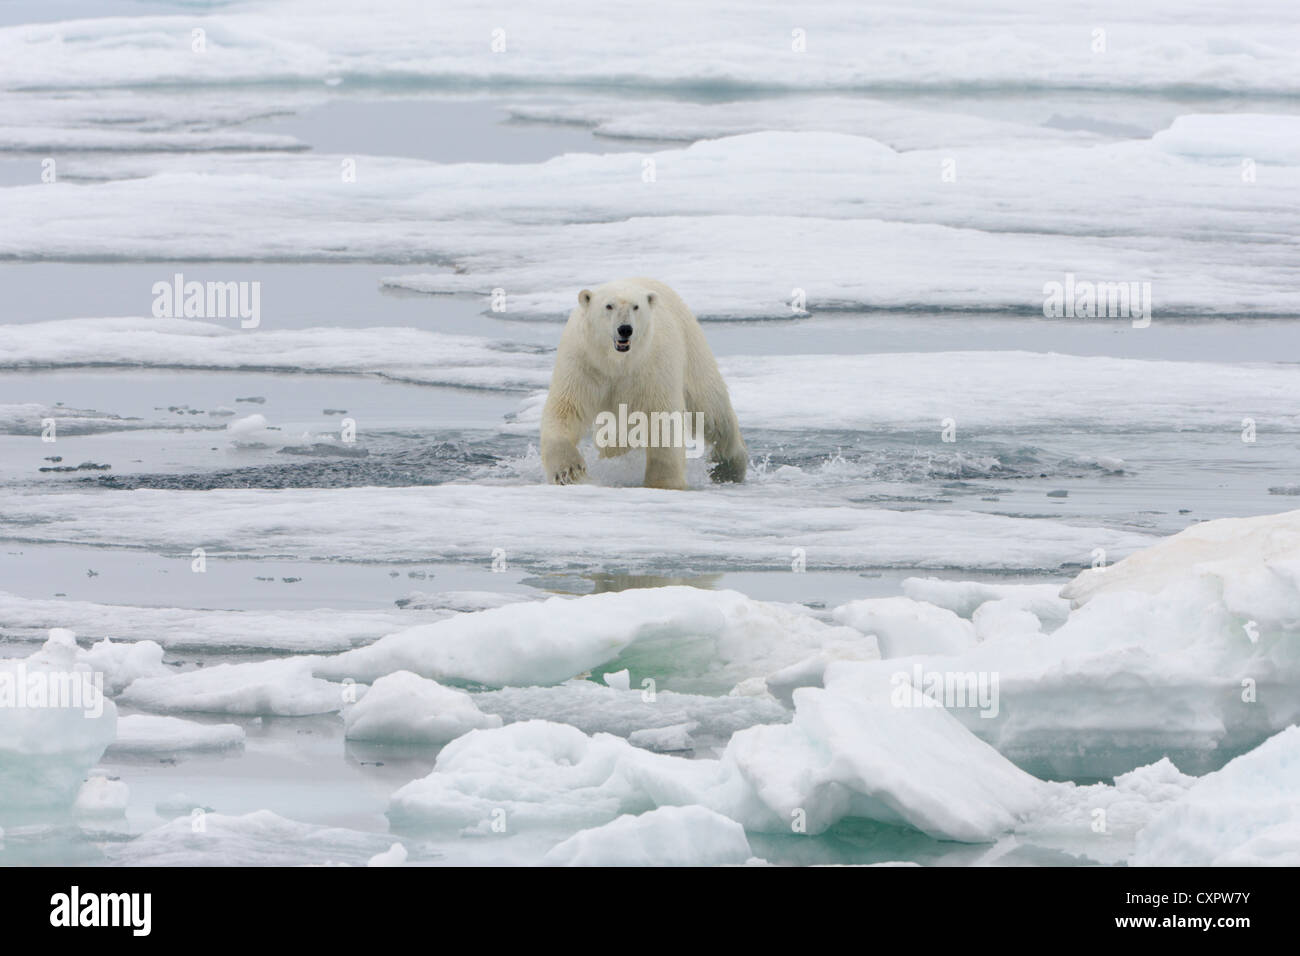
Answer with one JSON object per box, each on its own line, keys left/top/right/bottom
{"left": 73, "top": 773, "right": 129, "bottom": 818}
{"left": 1131, "top": 725, "right": 1300, "bottom": 866}
{"left": 0, "top": 318, "right": 550, "bottom": 391}
{"left": 0, "top": 630, "right": 117, "bottom": 810}
{"left": 821, "top": 510, "right": 1300, "bottom": 777}
{"left": 342, "top": 671, "right": 502, "bottom": 744}
{"left": 387, "top": 677, "right": 1048, "bottom": 843}
{"left": 543, "top": 805, "right": 753, "bottom": 866}
{"left": 119, "top": 657, "right": 345, "bottom": 717}
{"left": 832, "top": 596, "right": 976, "bottom": 657}
{"left": 1, "top": 1, "right": 1295, "bottom": 94}
{"left": 317, "top": 587, "right": 874, "bottom": 693}
{"left": 0, "top": 591, "right": 453, "bottom": 653}
{"left": 0, "top": 484, "right": 1154, "bottom": 572}
{"left": 474, "top": 680, "right": 787, "bottom": 748}
{"left": 9, "top": 319, "right": 1300, "bottom": 437}
{"left": 1, "top": 119, "right": 1297, "bottom": 313}
{"left": 107, "top": 714, "right": 246, "bottom": 756}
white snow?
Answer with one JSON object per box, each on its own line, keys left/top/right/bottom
{"left": 627, "top": 722, "right": 699, "bottom": 753}
{"left": 0, "top": 117, "right": 1296, "bottom": 313}
{"left": 719, "top": 681, "right": 1048, "bottom": 841}
{"left": 1, "top": 1, "right": 1295, "bottom": 95}
{"left": 390, "top": 674, "right": 1049, "bottom": 844}
{"left": 119, "top": 658, "right": 345, "bottom": 716}
{"left": 0, "top": 318, "right": 549, "bottom": 391}
{"left": 4, "top": 0, "right": 1298, "bottom": 870}
{"left": 832, "top": 596, "right": 977, "bottom": 657}
{"left": 816, "top": 510, "right": 1300, "bottom": 777}
{"left": 1132, "top": 726, "right": 1300, "bottom": 866}
{"left": 1, "top": 157, "right": 1291, "bottom": 318}
{"left": 73, "top": 774, "right": 129, "bottom": 817}
{"left": 107, "top": 714, "right": 246, "bottom": 755}
{"left": 79, "top": 637, "right": 170, "bottom": 695}
{"left": 0, "top": 87, "right": 319, "bottom": 153}
{"left": 902, "top": 577, "right": 1069, "bottom": 630}
{"left": 544, "top": 806, "right": 752, "bottom": 866}
{"left": 317, "top": 587, "right": 874, "bottom": 693}
{"left": 386, "top": 720, "right": 725, "bottom": 834}
{"left": 9, "top": 319, "right": 1300, "bottom": 435}
{"left": 0, "top": 591, "right": 453, "bottom": 653}
{"left": 1061, "top": 507, "right": 1300, "bottom": 608}
{"left": 0, "top": 485, "right": 1155, "bottom": 573}
{"left": 342, "top": 671, "right": 502, "bottom": 744}
{"left": 1152, "top": 114, "right": 1300, "bottom": 164}
{"left": 474, "top": 680, "right": 787, "bottom": 743}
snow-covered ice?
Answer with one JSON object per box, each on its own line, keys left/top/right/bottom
{"left": 475, "top": 681, "right": 787, "bottom": 748}
{"left": 0, "top": 484, "right": 1154, "bottom": 572}
{"left": 317, "top": 587, "right": 876, "bottom": 693}
{"left": 0, "top": 591, "right": 454, "bottom": 653}
{"left": 343, "top": 671, "right": 502, "bottom": 744}
{"left": 1131, "top": 726, "right": 1300, "bottom": 866}
{"left": 388, "top": 676, "right": 1049, "bottom": 844}
{"left": 2, "top": 0, "right": 1298, "bottom": 95}
{"left": 0, "top": 318, "right": 549, "bottom": 391}
{"left": 544, "top": 806, "right": 753, "bottom": 866}
{"left": 72, "top": 773, "right": 129, "bottom": 818}
{"left": 107, "top": 714, "right": 246, "bottom": 756}
{"left": 818, "top": 510, "right": 1300, "bottom": 778}
{"left": 3, "top": 0, "right": 1298, "bottom": 870}
{"left": 832, "top": 596, "right": 976, "bottom": 657}
{"left": 119, "top": 658, "right": 345, "bottom": 717}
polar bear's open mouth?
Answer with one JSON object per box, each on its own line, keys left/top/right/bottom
{"left": 615, "top": 339, "right": 631, "bottom": 352}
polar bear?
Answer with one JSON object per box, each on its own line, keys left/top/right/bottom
{"left": 540, "top": 278, "right": 747, "bottom": 490}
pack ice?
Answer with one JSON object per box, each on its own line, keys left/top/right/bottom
{"left": 369, "top": 509, "right": 1300, "bottom": 863}
{"left": 0, "top": 630, "right": 117, "bottom": 810}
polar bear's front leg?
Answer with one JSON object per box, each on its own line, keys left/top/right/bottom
{"left": 540, "top": 393, "right": 589, "bottom": 485}
{"left": 644, "top": 442, "right": 688, "bottom": 490}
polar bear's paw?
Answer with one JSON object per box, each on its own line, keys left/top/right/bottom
{"left": 551, "top": 462, "right": 587, "bottom": 485}
{"left": 709, "top": 451, "right": 748, "bottom": 484}
{"left": 546, "top": 447, "right": 588, "bottom": 485}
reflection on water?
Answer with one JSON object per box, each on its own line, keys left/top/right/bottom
{"left": 522, "top": 571, "right": 725, "bottom": 596}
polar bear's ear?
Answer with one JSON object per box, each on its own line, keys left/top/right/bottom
{"left": 645, "top": 292, "right": 655, "bottom": 307}
{"left": 578, "top": 289, "right": 592, "bottom": 308}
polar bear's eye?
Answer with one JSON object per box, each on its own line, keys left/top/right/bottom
{"left": 633, "top": 304, "right": 639, "bottom": 310}
{"left": 605, "top": 304, "right": 613, "bottom": 310}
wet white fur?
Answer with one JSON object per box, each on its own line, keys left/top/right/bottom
{"left": 540, "top": 277, "right": 747, "bottom": 490}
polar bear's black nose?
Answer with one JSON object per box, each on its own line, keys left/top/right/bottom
{"left": 617, "top": 324, "right": 633, "bottom": 338}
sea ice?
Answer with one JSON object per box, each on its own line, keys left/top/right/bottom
{"left": 543, "top": 805, "right": 752, "bottom": 866}
{"left": 342, "top": 671, "right": 502, "bottom": 744}
{"left": 119, "top": 657, "right": 345, "bottom": 716}
{"left": 1132, "top": 726, "right": 1300, "bottom": 865}
{"left": 107, "top": 714, "right": 245, "bottom": 756}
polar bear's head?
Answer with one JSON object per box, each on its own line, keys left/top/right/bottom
{"left": 578, "top": 284, "right": 657, "bottom": 356}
